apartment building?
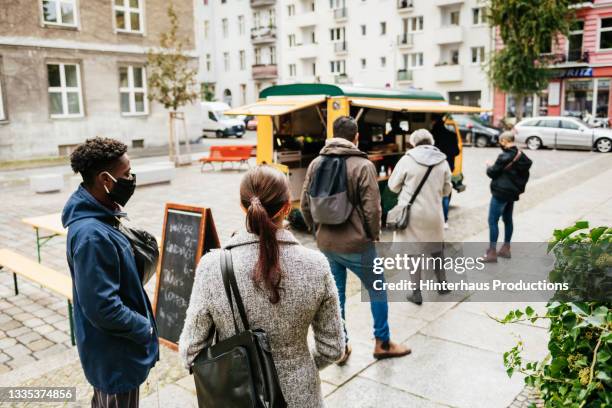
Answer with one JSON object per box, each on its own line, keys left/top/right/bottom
{"left": 0, "top": 0, "right": 198, "bottom": 161}
{"left": 198, "top": 0, "right": 494, "bottom": 109}
{"left": 493, "top": 0, "right": 612, "bottom": 123}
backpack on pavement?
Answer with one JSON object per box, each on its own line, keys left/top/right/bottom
{"left": 307, "top": 155, "right": 353, "bottom": 225}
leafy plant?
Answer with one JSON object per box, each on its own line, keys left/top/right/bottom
{"left": 494, "top": 222, "right": 612, "bottom": 407}
{"left": 487, "top": 0, "right": 576, "bottom": 120}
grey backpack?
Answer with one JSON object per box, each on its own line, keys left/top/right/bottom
{"left": 307, "top": 156, "right": 353, "bottom": 225}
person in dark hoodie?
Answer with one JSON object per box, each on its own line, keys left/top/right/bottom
{"left": 61, "top": 137, "right": 158, "bottom": 408}
{"left": 483, "top": 131, "right": 532, "bottom": 262}
{"left": 301, "top": 116, "right": 411, "bottom": 365}
{"left": 430, "top": 114, "right": 459, "bottom": 228}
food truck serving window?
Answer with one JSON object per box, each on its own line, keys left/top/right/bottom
{"left": 224, "top": 96, "right": 326, "bottom": 116}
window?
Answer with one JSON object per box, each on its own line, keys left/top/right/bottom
{"left": 410, "top": 16, "right": 423, "bottom": 32}
{"left": 47, "top": 63, "right": 83, "bottom": 118}
{"left": 330, "top": 60, "right": 345, "bottom": 74}
{"left": 253, "top": 11, "right": 261, "bottom": 28}
{"left": 361, "top": 25, "right": 366, "bottom": 36}
{"left": 222, "top": 18, "right": 228, "bottom": 38}
{"left": 599, "top": 19, "right": 612, "bottom": 50}
{"left": 537, "top": 119, "right": 560, "bottom": 128}
{"left": 269, "top": 9, "right": 276, "bottom": 26}
{"left": 270, "top": 47, "right": 276, "bottom": 64}
{"left": 471, "top": 47, "right": 485, "bottom": 64}
{"left": 472, "top": 7, "right": 486, "bottom": 25}
{"left": 540, "top": 34, "right": 552, "bottom": 54}
{"left": 361, "top": 58, "right": 366, "bottom": 69}
{"left": 560, "top": 120, "right": 579, "bottom": 130}
{"left": 0, "top": 75, "right": 5, "bottom": 121}
{"left": 450, "top": 11, "right": 460, "bottom": 26}
{"left": 289, "top": 64, "right": 296, "bottom": 77}
{"left": 204, "top": 20, "right": 209, "bottom": 39}
{"left": 289, "top": 34, "right": 296, "bottom": 46}
{"left": 205, "top": 54, "right": 211, "bottom": 71}
{"left": 380, "top": 56, "right": 386, "bottom": 67}
{"left": 42, "top": 0, "right": 77, "bottom": 26}
{"left": 568, "top": 21, "right": 584, "bottom": 61}
{"left": 409, "top": 52, "right": 424, "bottom": 68}
{"left": 238, "top": 15, "right": 244, "bottom": 35}
{"left": 330, "top": 27, "right": 343, "bottom": 41}
{"left": 223, "top": 52, "right": 229, "bottom": 71}
{"left": 380, "top": 22, "right": 386, "bottom": 35}
{"left": 288, "top": 5, "right": 295, "bottom": 16}
{"left": 255, "top": 48, "right": 261, "bottom": 64}
{"left": 451, "top": 49, "right": 459, "bottom": 64}
{"left": 239, "top": 50, "right": 245, "bottom": 70}
{"left": 114, "top": 0, "right": 143, "bottom": 33}
{"left": 119, "top": 66, "right": 147, "bottom": 115}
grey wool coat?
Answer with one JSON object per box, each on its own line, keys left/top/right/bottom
{"left": 178, "top": 229, "right": 345, "bottom": 408}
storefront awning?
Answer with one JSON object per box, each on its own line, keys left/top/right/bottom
{"left": 224, "top": 96, "right": 326, "bottom": 116}
{"left": 349, "top": 98, "right": 485, "bottom": 114}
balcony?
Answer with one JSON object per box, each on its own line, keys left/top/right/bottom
{"left": 333, "top": 7, "right": 348, "bottom": 21}
{"left": 397, "top": 33, "right": 414, "bottom": 48}
{"left": 397, "top": 0, "right": 414, "bottom": 12}
{"left": 435, "top": 26, "right": 463, "bottom": 45}
{"left": 334, "top": 41, "right": 348, "bottom": 54}
{"left": 295, "top": 43, "right": 318, "bottom": 59}
{"left": 252, "top": 64, "right": 278, "bottom": 80}
{"left": 550, "top": 51, "right": 590, "bottom": 66}
{"left": 295, "top": 11, "right": 317, "bottom": 27}
{"left": 433, "top": 63, "right": 462, "bottom": 82}
{"left": 434, "top": 0, "right": 464, "bottom": 6}
{"left": 397, "top": 69, "right": 413, "bottom": 83}
{"left": 251, "top": 26, "right": 276, "bottom": 44}
{"left": 334, "top": 74, "right": 351, "bottom": 84}
{"left": 569, "top": 0, "right": 594, "bottom": 9}
{"left": 250, "top": 0, "right": 275, "bottom": 8}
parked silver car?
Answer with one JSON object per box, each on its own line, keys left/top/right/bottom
{"left": 514, "top": 116, "right": 612, "bottom": 153}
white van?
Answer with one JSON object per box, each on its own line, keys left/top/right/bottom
{"left": 201, "top": 102, "right": 246, "bottom": 138}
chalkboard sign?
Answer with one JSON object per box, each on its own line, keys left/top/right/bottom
{"left": 153, "top": 203, "right": 220, "bottom": 350}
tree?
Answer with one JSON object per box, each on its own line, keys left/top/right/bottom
{"left": 147, "top": 3, "right": 198, "bottom": 163}
{"left": 487, "top": 0, "right": 575, "bottom": 120}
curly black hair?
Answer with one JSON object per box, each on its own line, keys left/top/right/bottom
{"left": 70, "top": 137, "right": 127, "bottom": 186}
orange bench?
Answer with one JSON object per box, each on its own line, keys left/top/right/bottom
{"left": 200, "top": 145, "right": 254, "bottom": 171}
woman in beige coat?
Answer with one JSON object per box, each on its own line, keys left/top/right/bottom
{"left": 388, "top": 129, "right": 452, "bottom": 304}
{"left": 179, "top": 165, "right": 345, "bottom": 408}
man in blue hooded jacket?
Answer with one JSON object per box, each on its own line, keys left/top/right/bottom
{"left": 62, "top": 137, "right": 158, "bottom": 407}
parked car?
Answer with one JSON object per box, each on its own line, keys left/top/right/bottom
{"left": 514, "top": 116, "right": 612, "bottom": 153}
{"left": 200, "top": 102, "right": 245, "bottom": 138}
{"left": 452, "top": 114, "right": 502, "bottom": 147}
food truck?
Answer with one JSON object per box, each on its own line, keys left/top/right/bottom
{"left": 225, "top": 83, "right": 482, "bottom": 218}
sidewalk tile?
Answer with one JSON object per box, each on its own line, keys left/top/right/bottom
{"left": 140, "top": 384, "right": 198, "bottom": 408}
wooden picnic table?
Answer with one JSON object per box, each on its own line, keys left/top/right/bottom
{"left": 22, "top": 213, "right": 66, "bottom": 263}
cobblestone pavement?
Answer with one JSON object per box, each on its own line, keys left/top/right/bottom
{"left": 0, "top": 147, "right": 610, "bottom": 407}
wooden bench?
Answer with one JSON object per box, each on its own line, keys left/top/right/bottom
{"left": 199, "top": 145, "right": 254, "bottom": 171}
{"left": 0, "top": 248, "right": 75, "bottom": 346}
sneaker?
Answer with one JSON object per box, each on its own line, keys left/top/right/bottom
{"left": 444, "top": 222, "right": 449, "bottom": 230}
{"left": 373, "top": 339, "right": 411, "bottom": 360}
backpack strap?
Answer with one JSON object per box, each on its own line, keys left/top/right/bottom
{"left": 220, "top": 249, "right": 250, "bottom": 333}
{"left": 504, "top": 150, "right": 522, "bottom": 171}
{"left": 409, "top": 165, "right": 434, "bottom": 206}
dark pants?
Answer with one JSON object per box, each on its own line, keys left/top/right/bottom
{"left": 488, "top": 195, "right": 514, "bottom": 248}
{"left": 322, "top": 244, "right": 390, "bottom": 343}
{"left": 92, "top": 387, "right": 139, "bottom": 408}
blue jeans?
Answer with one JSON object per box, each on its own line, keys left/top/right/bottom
{"left": 442, "top": 194, "right": 451, "bottom": 222}
{"left": 488, "top": 196, "right": 514, "bottom": 248}
{"left": 323, "top": 245, "right": 390, "bottom": 343}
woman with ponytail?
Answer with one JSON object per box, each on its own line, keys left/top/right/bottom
{"left": 180, "top": 165, "right": 345, "bottom": 408}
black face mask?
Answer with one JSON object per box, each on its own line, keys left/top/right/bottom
{"left": 103, "top": 172, "right": 136, "bottom": 207}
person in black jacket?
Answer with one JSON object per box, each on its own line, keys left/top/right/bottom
{"left": 431, "top": 114, "right": 460, "bottom": 227}
{"left": 484, "top": 131, "right": 532, "bottom": 262}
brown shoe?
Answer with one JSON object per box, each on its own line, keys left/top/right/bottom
{"left": 373, "top": 339, "right": 411, "bottom": 360}
{"left": 482, "top": 247, "right": 498, "bottom": 263}
{"left": 336, "top": 344, "right": 352, "bottom": 366}
{"left": 498, "top": 244, "right": 511, "bottom": 258}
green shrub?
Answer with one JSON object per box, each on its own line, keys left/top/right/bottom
{"left": 496, "top": 222, "right": 611, "bottom": 407}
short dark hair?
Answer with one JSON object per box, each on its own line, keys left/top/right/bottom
{"left": 70, "top": 137, "right": 127, "bottom": 186}
{"left": 333, "top": 116, "right": 358, "bottom": 141}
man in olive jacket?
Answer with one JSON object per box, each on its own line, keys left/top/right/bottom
{"left": 301, "top": 116, "right": 410, "bottom": 364}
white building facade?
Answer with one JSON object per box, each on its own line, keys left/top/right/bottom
{"left": 198, "top": 0, "right": 494, "bottom": 109}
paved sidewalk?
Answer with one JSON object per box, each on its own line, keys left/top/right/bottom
{"left": 0, "top": 148, "right": 610, "bottom": 407}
